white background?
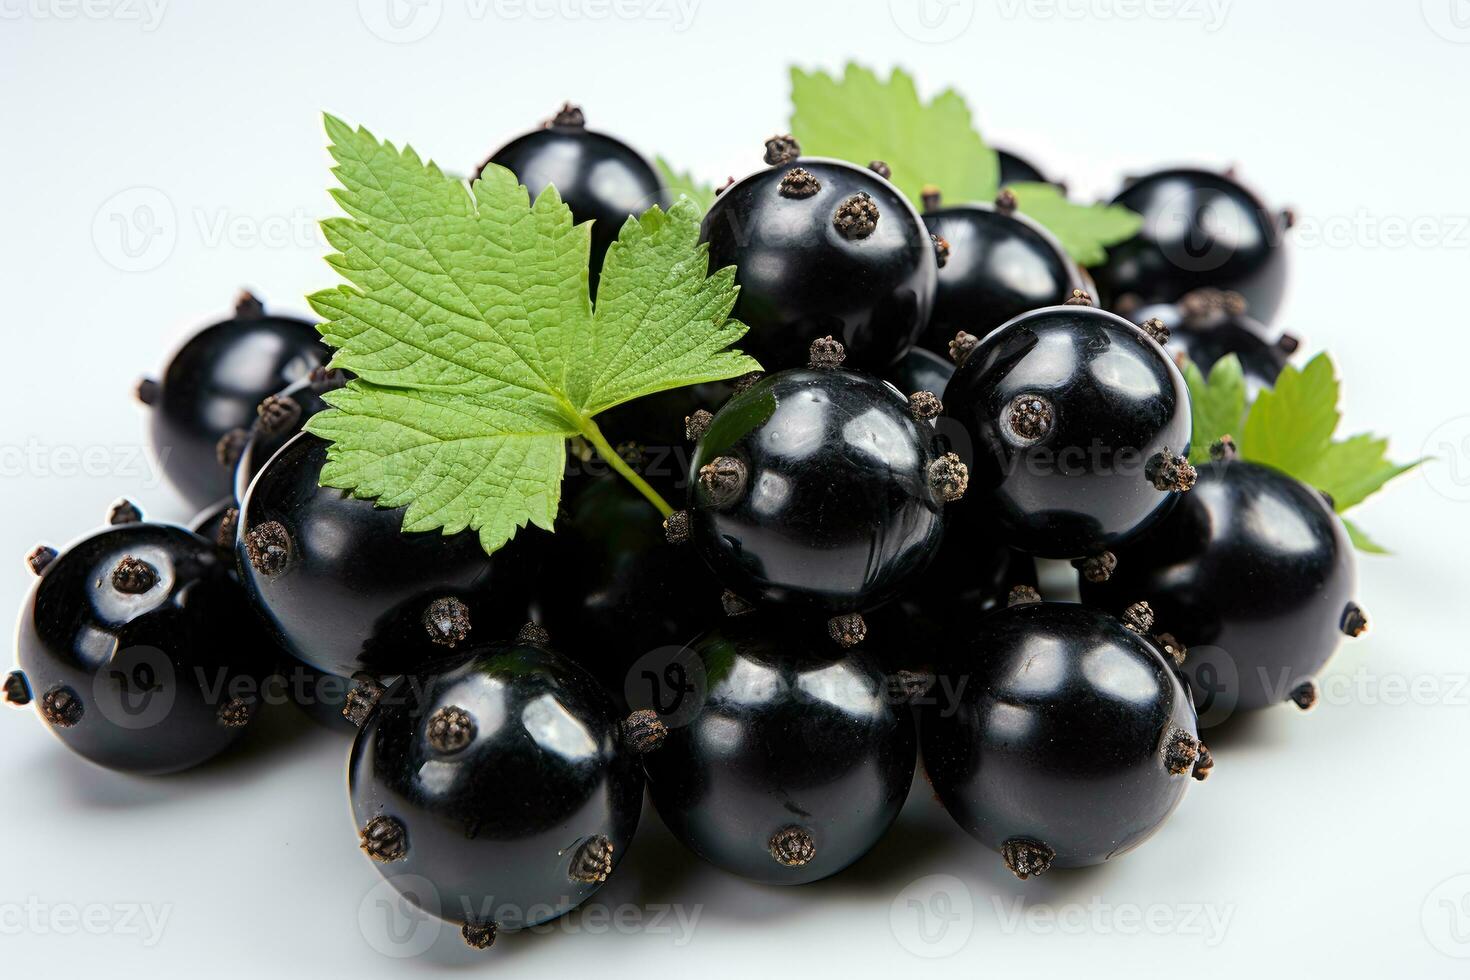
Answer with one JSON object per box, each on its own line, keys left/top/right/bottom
{"left": 3, "top": 0, "right": 1469, "bottom": 975}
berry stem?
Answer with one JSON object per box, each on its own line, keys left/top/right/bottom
{"left": 578, "top": 416, "right": 675, "bottom": 518}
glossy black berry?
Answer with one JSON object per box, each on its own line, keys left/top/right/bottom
{"left": 884, "top": 345, "right": 955, "bottom": 403}
{"left": 230, "top": 368, "right": 347, "bottom": 502}
{"left": 13, "top": 519, "right": 271, "bottom": 774}
{"left": 188, "top": 499, "right": 239, "bottom": 556}
{"left": 995, "top": 147, "right": 1052, "bottom": 188}
{"left": 866, "top": 506, "right": 1037, "bottom": 669}
{"left": 349, "top": 641, "right": 644, "bottom": 938}
{"left": 188, "top": 501, "right": 359, "bottom": 732}
{"left": 700, "top": 157, "right": 937, "bottom": 371}
{"left": 637, "top": 618, "right": 916, "bottom": 884}
{"left": 528, "top": 474, "right": 722, "bottom": 707}
{"left": 1128, "top": 290, "right": 1297, "bottom": 397}
{"left": 918, "top": 196, "right": 1087, "bottom": 358}
{"left": 921, "top": 602, "right": 1206, "bottom": 875}
{"left": 684, "top": 342, "right": 959, "bottom": 619}
{"left": 1081, "top": 456, "right": 1361, "bottom": 717}
{"left": 278, "top": 658, "right": 357, "bottom": 733}
{"left": 136, "top": 293, "right": 328, "bottom": 509}
{"left": 1095, "top": 168, "right": 1292, "bottom": 325}
{"left": 484, "top": 104, "right": 667, "bottom": 295}
{"left": 236, "top": 432, "right": 530, "bottom": 679}
{"left": 941, "top": 303, "right": 1193, "bottom": 558}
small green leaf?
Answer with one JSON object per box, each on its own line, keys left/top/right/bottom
{"left": 1007, "top": 182, "right": 1142, "bottom": 266}
{"left": 789, "top": 63, "right": 998, "bottom": 207}
{"left": 1182, "top": 355, "right": 1247, "bottom": 464}
{"left": 1240, "top": 353, "right": 1339, "bottom": 474}
{"left": 1341, "top": 518, "right": 1389, "bottom": 555}
{"left": 307, "top": 115, "right": 758, "bottom": 555}
{"left": 1232, "top": 350, "right": 1416, "bottom": 552}
{"left": 575, "top": 204, "right": 753, "bottom": 415}
{"left": 786, "top": 63, "right": 1140, "bottom": 268}
{"left": 1298, "top": 434, "right": 1421, "bottom": 513}
{"left": 655, "top": 156, "right": 717, "bottom": 214}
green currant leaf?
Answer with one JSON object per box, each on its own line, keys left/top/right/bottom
{"left": 789, "top": 63, "right": 998, "bottom": 208}
{"left": 1341, "top": 518, "right": 1389, "bottom": 555}
{"left": 1236, "top": 351, "right": 1417, "bottom": 552}
{"left": 1006, "top": 182, "right": 1143, "bottom": 266}
{"left": 655, "top": 156, "right": 717, "bottom": 214}
{"left": 1182, "top": 354, "right": 1247, "bottom": 464}
{"left": 1240, "top": 353, "right": 1340, "bottom": 473}
{"left": 1298, "top": 434, "right": 1421, "bottom": 513}
{"left": 306, "top": 114, "right": 757, "bottom": 555}
{"left": 787, "top": 62, "right": 1139, "bottom": 267}
{"left": 576, "top": 205, "right": 754, "bottom": 415}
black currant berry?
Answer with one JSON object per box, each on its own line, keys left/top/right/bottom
{"left": 280, "top": 658, "right": 358, "bottom": 733}
{"left": 349, "top": 638, "right": 644, "bottom": 941}
{"left": 942, "top": 301, "right": 1194, "bottom": 558}
{"left": 700, "top": 151, "right": 937, "bottom": 370}
{"left": 1095, "top": 168, "right": 1293, "bottom": 324}
{"left": 884, "top": 345, "right": 955, "bottom": 403}
{"left": 637, "top": 618, "right": 916, "bottom": 884}
{"left": 922, "top": 602, "right": 1207, "bottom": 876}
{"left": 229, "top": 368, "right": 347, "bottom": 502}
{"left": 1081, "top": 450, "right": 1361, "bottom": 717}
{"left": 995, "top": 147, "right": 1052, "bottom": 188}
{"left": 529, "top": 474, "right": 722, "bottom": 707}
{"left": 236, "top": 432, "right": 530, "bottom": 679}
{"left": 678, "top": 340, "right": 963, "bottom": 639}
{"left": 918, "top": 192, "right": 1087, "bottom": 358}
{"left": 189, "top": 498, "right": 239, "bottom": 556}
{"left": 136, "top": 293, "right": 327, "bottom": 509}
{"left": 1128, "top": 289, "right": 1298, "bottom": 396}
{"left": 484, "top": 103, "right": 667, "bottom": 294}
{"left": 866, "top": 505, "right": 1037, "bottom": 665}
{"left": 11, "top": 515, "right": 271, "bottom": 774}
{"left": 188, "top": 500, "right": 358, "bottom": 731}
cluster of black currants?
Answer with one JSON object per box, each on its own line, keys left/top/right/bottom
{"left": 6, "top": 106, "right": 1368, "bottom": 952}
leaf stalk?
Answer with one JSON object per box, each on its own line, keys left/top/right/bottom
{"left": 577, "top": 416, "right": 675, "bottom": 518}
